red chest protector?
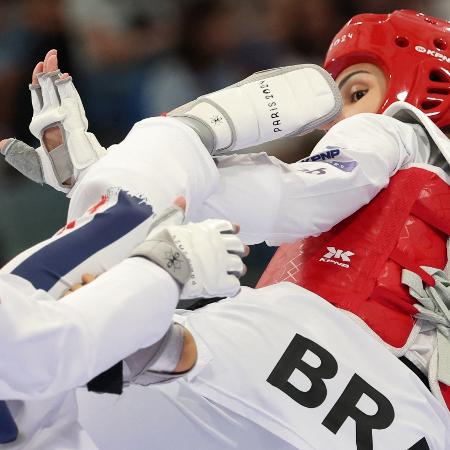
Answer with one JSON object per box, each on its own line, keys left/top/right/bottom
{"left": 257, "top": 166, "right": 450, "bottom": 407}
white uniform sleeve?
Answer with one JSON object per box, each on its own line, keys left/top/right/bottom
{"left": 68, "top": 117, "right": 219, "bottom": 221}
{"left": 68, "top": 114, "right": 426, "bottom": 246}
{"left": 190, "top": 113, "right": 428, "bottom": 245}
{"left": 0, "top": 258, "right": 178, "bottom": 400}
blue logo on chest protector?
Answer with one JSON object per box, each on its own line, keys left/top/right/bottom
{"left": 301, "top": 146, "right": 342, "bottom": 162}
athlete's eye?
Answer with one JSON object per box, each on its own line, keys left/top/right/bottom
{"left": 350, "top": 89, "right": 368, "bottom": 103}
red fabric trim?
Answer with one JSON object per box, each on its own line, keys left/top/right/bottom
{"left": 439, "top": 382, "right": 450, "bottom": 410}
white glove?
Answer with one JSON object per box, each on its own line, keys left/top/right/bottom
{"left": 131, "top": 205, "right": 246, "bottom": 299}
{"left": 28, "top": 70, "right": 106, "bottom": 192}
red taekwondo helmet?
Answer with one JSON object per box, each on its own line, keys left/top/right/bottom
{"left": 324, "top": 10, "right": 450, "bottom": 128}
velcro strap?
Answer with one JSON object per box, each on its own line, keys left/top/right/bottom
{"left": 48, "top": 142, "right": 74, "bottom": 185}
{"left": 131, "top": 230, "right": 192, "bottom": 286}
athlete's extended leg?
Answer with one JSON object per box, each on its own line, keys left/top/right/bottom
{"left": 2, "top": 51, "right": 342, "bottom": 219}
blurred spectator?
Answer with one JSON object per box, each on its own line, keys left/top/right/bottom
{"left": 431, "top": 0, "right": 450, "bottom": 19}
{"left": 0, "top": 1, "right": 74, "bottom": 262}
{"left": 64, "top": 0, "right": 179, "bottom": 145}
{"left": 65, "top": 0, "right": 177, "bottom": 67}
{"left": 262, "top": 0, "right": 348, "bottom": 65}
{"left": 0, "top": 0, "right": 75, "bottom": 144}
{"left": 140, "top": 0, "right": 247, "bottom": 117}
{"left": 345, "top": 0, "right": 428, "bottom": 16}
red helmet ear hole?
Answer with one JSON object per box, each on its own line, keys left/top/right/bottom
{"left": 429, "top": 69, "right": 450, "bottom": 82}
{"left": 434, "top": 38, "right": 448, "bottom": 51}
{"left": 428, "top": 87, "right": 450, "bottom": 95}
{"left": 395, "top": 36, "right": 409, "bottom": 48}
{"left": 421, "top": 99, "right": 442, "bottom": 110}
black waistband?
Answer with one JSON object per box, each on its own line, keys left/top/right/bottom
{"left": 399, "top": 356, "right": 430, "bottom": 390}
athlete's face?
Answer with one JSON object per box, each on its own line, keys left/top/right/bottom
{"left": 322, "top": 63, "right": 388, "bottom": 130}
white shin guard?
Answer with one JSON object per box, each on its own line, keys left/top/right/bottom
{"left": 169, "top": 64, "right": 342, "bottom": 155}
